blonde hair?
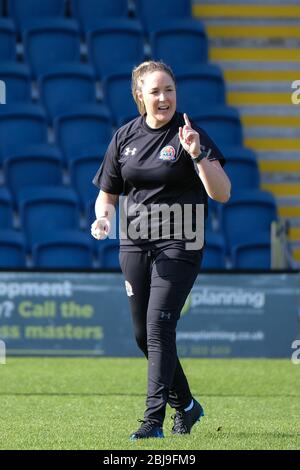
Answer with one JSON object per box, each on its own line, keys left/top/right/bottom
{"left": 131, "top": 61, "right": 176, "bottom": 115}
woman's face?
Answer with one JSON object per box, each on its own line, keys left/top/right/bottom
{"left": 138, "top": 70, "right": 176, "bottom": 128}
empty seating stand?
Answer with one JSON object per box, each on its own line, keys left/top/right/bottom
{"left": 0, "top": 18, "right": 16, "bottom": 60}
{"left": 53, "top": 104, "right": 112, "bottom": 159}
{"left": 32, "top": 230, "right": 93, "bottom": 268}
{"left": 0, "top": 229, "right": 26, "bottom": 267}
{"left": 0, "top": 63, "right": 31, "bottom": 103}
{"left": 8, "top": 0, "right": 66, "bottom": 32}
{"left": 135, "top": 0, "right": 192, "bottom": 34}
{"left": 23, "top": 19, "right": 81, "bottom": 78}
{"left": 39, "top": 63, "right": 97, "bottom": 121}
{"left": 87, "top": 19, "right": 144, "bottom": 79}
{"left": 71, "top": 0, "right": 129, "bottom": 33}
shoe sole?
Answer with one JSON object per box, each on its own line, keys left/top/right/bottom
{"left": 130, "top": 433, "right": 164, "bottom": 441}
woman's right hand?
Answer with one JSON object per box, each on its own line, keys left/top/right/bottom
{"left": 91, "top": 217, "right": 111, "bottom": 240}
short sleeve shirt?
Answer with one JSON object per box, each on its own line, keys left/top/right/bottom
{"left": 93, "top": 112, "right": 225, "bottom": 250}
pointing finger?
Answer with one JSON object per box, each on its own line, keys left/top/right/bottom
{"left": 184, "top": 113, "right": 191, "bottom": 128}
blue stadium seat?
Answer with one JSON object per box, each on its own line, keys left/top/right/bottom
{"left": 87, "top": 19, "right": 144, "bottom": 78}
{"left": 176, "top": 65, "right": 226, "bottom": 117}
{"left": 193, "top": 106, "right": 243, "bottom": 149}
{"left": 66, "top": 143, "right": 107, "bottom": 163}
{"left": 39, "top": 64, "right": 97, "bottom": 121}
{"left": 221, "top": 189, "right": 278, "bottom": 252}
{"left": 205, "top": 209, "right": 214, "bottom": 232}
{"left": 8, "top": 0, "right": 65, "bottom": 32}
{"left": 3, "top": 144, "right": 63, "bottom": 201}
{"left": 86, "top": 198, "right": 96, "bottom": 228}
{"left": 202, "top": 231, "right": 226, "bottom": 269}
{"left": 54, "top": 104, "right": 112, "bottom": 159}
{"left": 102, "top": 69, "right": 138, "bottom": 126}
{"left": 0, "top": 104, "right": 47, "bottom": 163}
{"left": 70, "top": 0, "right": 129, "bottom": 33}
{"left": 135, "top": 0, "right": 192, "bottom": 34}
{"left": 19, "top": 186, "right": 80, "bottom": 247}
{"left": 0, "top": 188, "right": 13, "bottom": 229}
{"left": 98, "top": 239, "right": 120, "bottom": 269}
{"left": 150, "top": 20, "right": 208, "bottom": 69}
{"left": 0, "top": 19, "right": 16, "bottom": 60}
{"left": 0, "top": 230, "right": 26, "bottom": 267}
{"left": 70, "top": 153, "right": 104, "bottom": 209}
{"left": 32, "top": 230, "right": 94, "bottom": 268}
{"left": 0, "top": 63, "right": 31, "bottom": 102}
{"left": 232, "top": 237, "right": 271, "bottom": 269}
{"left": 23, "top": 19, "right": 81, "bottom": 78}
{"left": 222, "top": 147, "right": 260, "bottom": 192}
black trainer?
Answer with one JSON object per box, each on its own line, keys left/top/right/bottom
{"left": 171, "top": 399, "right": 204, "bottom": 435}
{"left": 130, "top": 420, "right": 164, "bottom": 440}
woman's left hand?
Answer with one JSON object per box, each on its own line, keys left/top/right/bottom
{"left": 179, "top": 113, "right": 201, "bottom": 159}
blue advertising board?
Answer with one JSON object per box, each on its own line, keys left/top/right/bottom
{"left": 0, "top": 271, "right": 299, "bottom": 358}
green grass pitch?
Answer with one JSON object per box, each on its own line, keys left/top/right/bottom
{"left": 0, "top": 358, "right": 299, "bottom": 450}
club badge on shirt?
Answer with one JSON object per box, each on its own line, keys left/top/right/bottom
{"left": 159, "top": 145, "right": 176, "bottom": 161}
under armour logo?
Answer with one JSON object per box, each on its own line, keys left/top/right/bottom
{"left": 124, "top": 147, "right": 137, "bottom": 156}
{"left": 160, "top": 312, "right": 171, "bottom": 320}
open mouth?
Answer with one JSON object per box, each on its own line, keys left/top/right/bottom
{"left": 158, "top": 106, "right": 170, "bottom": 111}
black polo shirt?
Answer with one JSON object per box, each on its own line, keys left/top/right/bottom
{"left": 93, "top": 111, "right": 225, "bottom": 251}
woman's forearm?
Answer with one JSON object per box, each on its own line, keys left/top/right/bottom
{"left": 197, "top": 159, "right": 231, "bottom": 203}
{"left": 95, "top": 190, "right": 119, "bottom": 221}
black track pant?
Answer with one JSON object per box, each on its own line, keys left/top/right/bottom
{"left": 119, "top": 243, "right": 202, "bottom": 426}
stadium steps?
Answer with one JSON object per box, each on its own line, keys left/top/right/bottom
{"left": 193, "top": 0, "right": 300, "bottom": 263}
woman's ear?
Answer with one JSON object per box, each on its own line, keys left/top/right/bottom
{"left": 137, "top": 90, "right": 144, "bottom": 103}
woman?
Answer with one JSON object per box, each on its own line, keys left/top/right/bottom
{"left": 91, "top": 61, "right": 231, "bottom": 440}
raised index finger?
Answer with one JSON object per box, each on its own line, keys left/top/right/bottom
{"left": 184, "top": 113, "right": 192, "bottom": 128}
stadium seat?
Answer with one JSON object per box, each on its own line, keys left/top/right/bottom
{"left": 150, "top": 20, "right": 208, "bottom": 69}
{"left": 98, "top": 239, "right": 120, "bottom": 269}
{"left": 176, "top": 65, "right": 226, "bottom": 117}
{"left": 32, "top": 230, "right": 94, "bottom": 268}
{"left": 18, "top": 186, "right": 81, "bottom": 247}
{"left": 135, "top": 0, "right": 192, "bottom": 34}
{"left": 8, "top": 0, "right": 65, "bottom": 32}
{"left": 87, "top": 19, "right": 144, "bottom": 78}
{"left": 102, "top": 69, "right": 138, "bottom": 126}
{"left": 222, "top": 147, "right": 260, "bottom": 192}
{"left": 232, "top": 238, "right": 271, "bottom": 269}
{"left": 70, "top": 0, "right": 129, "bottom": 33}
{"left": 54, "top": 104, "right": 112, "bottom": 159}
{"left": 39, "top": 63, "right": 97, "bottom": 121}
{"left": 0, "top": 19, "right": 16, "bottom": 60}
{"left": 86, "top": 198, "right": 96, "bottom": 228}
{"left": 23, "top": 19, "right": 81, "bottom": 78}
{"left": 66, "top": 143, "right": 107, "bottom": 163}
{"left": 202, "top": 231, "right": 226, "bottom": 269}
{"left": 3, "top": 144, "right": 63, "bottom": 202}
{"left": 221, "top": 189, "right": 278, "bottom": 252}
{"left": 0, "top": 62, "right": 31, "bottom": 102}
{"left": 0, "top": 104, "right": 47, "bottom": 163}
{"left": 205, "top": 209, "right": 214, "bottom": 232}
{"left": 0, "top": 230, "right": 26, "bottom": 267}
{"left": 0, "top": 188, "right": 14, "bottom": 229}
{"left": 69, "top": 153, "right": 104, "bottom": 209}
{"left": 193, "top": 106, "right": 243, "bottom": 149}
